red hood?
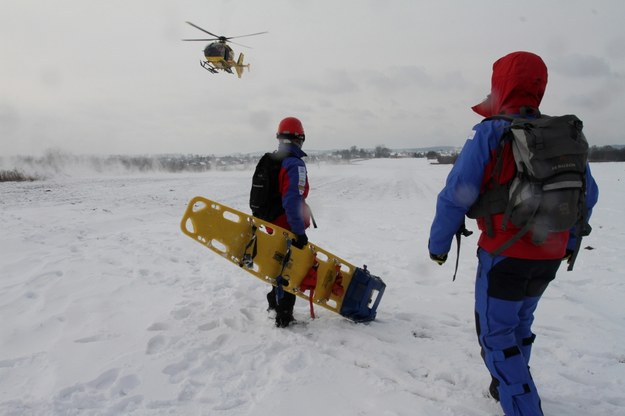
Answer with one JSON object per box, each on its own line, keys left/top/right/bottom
{"left": 472, "top": 51, "right": 548, "bottom": 118}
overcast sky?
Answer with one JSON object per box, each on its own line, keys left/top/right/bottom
{"left": 1, "top": 0, "right": 624, "bottom": 156}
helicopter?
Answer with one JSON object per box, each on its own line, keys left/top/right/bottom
{"left": 183, "top": 21, "right": 267, "bottom": 78}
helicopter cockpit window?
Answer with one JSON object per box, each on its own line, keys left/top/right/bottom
{"left": 224, "top": 47, "right": 233, "bottom": 60}
{"left": 205, "top": 43, "right": 226, "bottom": 57}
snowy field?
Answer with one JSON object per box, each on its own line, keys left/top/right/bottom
{"left": 1, "top": 158, "right": 624, "bottom": 416}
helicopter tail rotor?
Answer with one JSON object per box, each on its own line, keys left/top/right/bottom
{"left": 234, "top": 53, "right": 250, "bottom": 78}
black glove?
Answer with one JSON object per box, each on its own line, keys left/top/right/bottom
{"left": 291, "top": 233, "right": 308, "bottom": 249}
{"left": 562, "top": 249, "right": 574, "bottom": 262}
{"left": 430, "top": 252, "right": 448, "bottom": 266}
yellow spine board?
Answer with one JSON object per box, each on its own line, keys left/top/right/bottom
{"left": 180, "top": 196, "right": 355, "bottom": 315}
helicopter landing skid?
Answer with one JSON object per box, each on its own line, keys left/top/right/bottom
{"left": 200, "top": 61, "right": 218, "bottom": 74}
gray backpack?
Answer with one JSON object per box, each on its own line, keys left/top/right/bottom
{"left": 467, "top": 114, "right": 589, "bottom": 268}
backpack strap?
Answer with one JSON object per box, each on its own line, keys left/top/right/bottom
{"left": 486, "top": 137, "right": 511, "bottom": 235}
{"left": 489, "top": 203, "right": 540, "bottom": 257}
{"left": 566, "top": 173, "right": 589, "bottom": 271}
{"left": 500, "top": 177, "right": 525, "bottom": 232}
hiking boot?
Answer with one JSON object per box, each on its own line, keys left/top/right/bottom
{"left": 275, "top": 310, "right": 295, "bottom": 328}
{"left": 489, "top": 376, "right": 500, "bottom": 402}
{"left": 266, "top": 290, "right": 277, "bottom": 312}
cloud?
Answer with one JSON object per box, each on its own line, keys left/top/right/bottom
{"left": 363, "top": 66, "right": 431, "bottom": 91}
{"left": 248, "top": 110, "right": 273, "bottom": 132}
{"left": 295, "top": 70, "right": 360, "bottom": 95}
{"left": 564, "top": 77, "right": 625, "bottom": 111}
{"left": 551, "top": 54, "right": 612, "bottom": 78}
{"left": 0, "top": 103, "right": 20, "bottom": 136}
{"left": 2, "top": 1, "right": 625, "bottom": 155}
{"left": 606, "top": 36, "right": 625, "bottom": 60}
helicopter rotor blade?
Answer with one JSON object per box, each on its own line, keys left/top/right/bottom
{"left": 185, "top": 21, "right": 221, "bottom": 38}
{"left": 222, "top": 31, "right": 268, "bottom": 48}
{"left": 226, "top": 31, "right": 269, "bottom": 40}
{"left": 226, "top": 40, "right": 253, "bottom": 48}
{"left": 182, "top": 38, "right": 219, "bottom": 42}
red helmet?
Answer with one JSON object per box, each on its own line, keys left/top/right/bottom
{"left": 276, "top": 117, "right": 305, "bottom": 141}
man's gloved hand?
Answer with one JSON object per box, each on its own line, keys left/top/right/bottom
{"left": 430, "top": 252, "right": 448, "bottom": 266}
{"left": 291, "top": 233, "right": 308, "bottom": 249}
{"left": 562, "top": 249, "right": 574, "bottom": 262}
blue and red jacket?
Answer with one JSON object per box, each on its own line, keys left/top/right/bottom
{"left": 428, "top": 118, "right": 599, "bottom": 259}
{"left": 430, "top": 52, "right": 599, "bottom": 260}
{"left": 272, "top": 143, "right": 310, "bottom": 235}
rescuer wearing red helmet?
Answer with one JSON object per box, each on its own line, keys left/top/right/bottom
{"left": 271, "top": 116, "right": 310, "bottom": 236}
{"left": 249, "top": 116, "right": 311, "bottom": 327}
{"left": 276, "top": 117, "right": 305, "bottom": 142}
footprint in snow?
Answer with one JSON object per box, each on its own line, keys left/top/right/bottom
{"left": 198, "top": 320, "right": 219, "bottom": 331}
{"left": 74, "top": 333, "right": 119, "bottom": 343}
{"left": 162, "top": 360, "right": 190, "bottom": 383}
{"left": 170, "top": 307, "right": 192, "bottom": 320}
{"left": 55, "top": 368, "right": 143, "bottom": 413}
{"left": 147, "top": 322, "right": 169, "bottom": 331}
{"left": 146, "top": 335, "right": 168, "bottom": 355}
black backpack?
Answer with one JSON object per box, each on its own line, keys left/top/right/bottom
{"left": 249, "top": 152, "right": 286, "bottom": 221}
{"left": 467, "top": 114, "right": 590, "bottom": 269}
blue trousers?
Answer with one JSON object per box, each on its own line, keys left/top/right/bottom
{"left": 475, "top": 249, "right": 561, "bottom": 416}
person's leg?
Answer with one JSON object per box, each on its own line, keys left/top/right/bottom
{"left": 275, "top": 291, "right": 296, "bottom": 327}
{"left": 516, "top": 297, "right": 539, "bottom": 364}
{"left": 517, "top": 260, "right": 560, "bottom": 365}
{"left": 475, "top": 250, "right": 543, "bottom": 416}
{"left": 267, "top": 286, "right": 278, "bottom": 311}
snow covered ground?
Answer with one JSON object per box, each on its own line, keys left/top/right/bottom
{"left": 1, "top": 158, "right": 624, "bottom": 416}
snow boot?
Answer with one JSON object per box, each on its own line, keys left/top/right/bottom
{"left": 274, "top": 290, "right": 296, "bottom": 328}
{"left": 489, "top": 376, "right": 500, "bottom": 402}
{"left": 266, "top": 288, "right": 278, "bottom": 312}
{"left": 275, "top": 310, "right": 295, "bottom": 328}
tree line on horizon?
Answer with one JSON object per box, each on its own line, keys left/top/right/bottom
{"left": 0, "top": 146, "right": 413, "bottom": 181}
{"left": 426, "top": 145, "right": 625, "bottom": 165}
{"left": 1, "top": 145, "right": 623, "bottom": 182}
